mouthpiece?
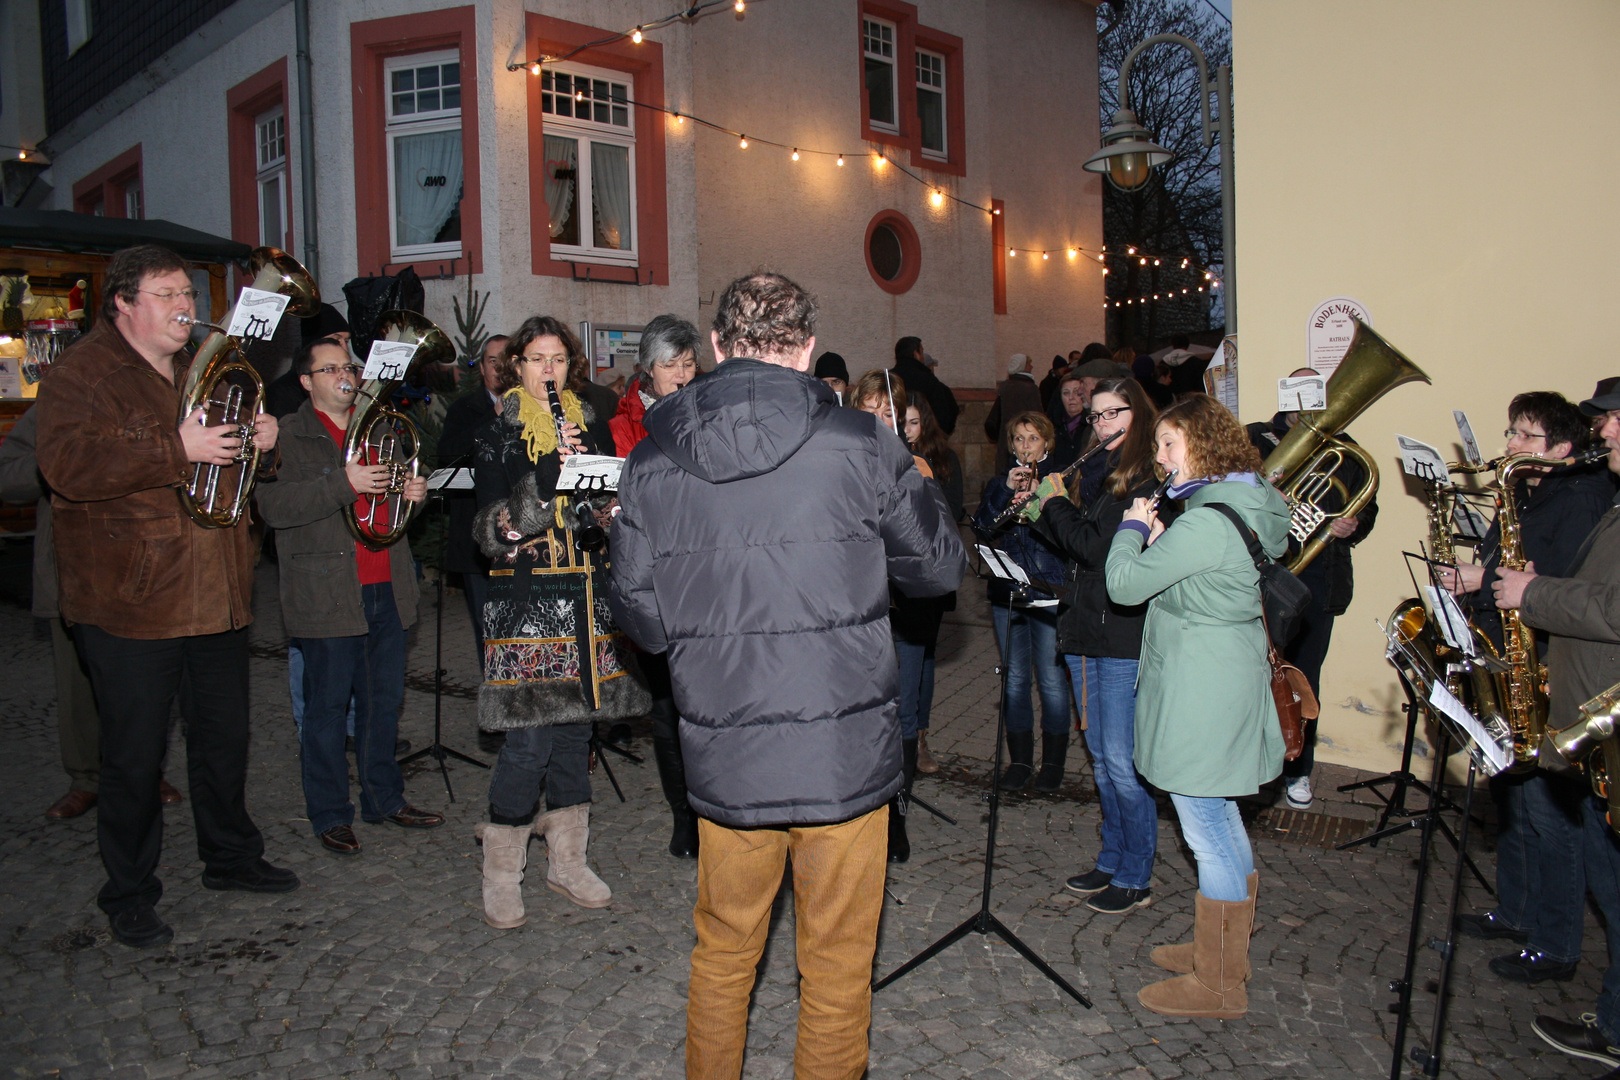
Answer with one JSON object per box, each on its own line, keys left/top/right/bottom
{"left": 338, "top": 382, "right": 356, "bottom": 394}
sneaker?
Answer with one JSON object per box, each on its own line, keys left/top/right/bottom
{"left": 1284, "top": 775, "right": 1314, "bottom": 809}
{"left": 1533, "top": 1014, "right": 1620, "bottom": 1066}
{"left": 1064, "top": 868, "right": 1113, "bottom": 895}
{"left": 1086, "top": 884, "right": 1153, "bottom": 914}
{"left": 1457, "top": 910, "right": 1529, "bottom": 942}
{"left": 1488, "top": 948, "right": 1578, "bottom": 984}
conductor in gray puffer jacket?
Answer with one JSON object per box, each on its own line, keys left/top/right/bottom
{"left": 609, "top": 272, "right": 966, "bottom": 1080}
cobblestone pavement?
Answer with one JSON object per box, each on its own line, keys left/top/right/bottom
{"left": 0, "top": 552, "right": 1614, "bottom": 1079}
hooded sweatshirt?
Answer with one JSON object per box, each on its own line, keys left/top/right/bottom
{"left": 608, "top": 358, "right": 967, "bottom": 827}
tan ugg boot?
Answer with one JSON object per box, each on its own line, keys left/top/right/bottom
{"left": 1151, "top": 870, "right": 1258, "bottom": 975}
{"left": 539, "top": 803, "right": 612, "bottom": 909}
{"left": 1137, "top": 884, "right": 1256, "bottom": 1019}
{"left": 475, "top": 822, "right": 530, "bottom": 929}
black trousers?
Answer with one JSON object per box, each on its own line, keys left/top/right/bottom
{"left": 1282, "top": 563, "right": 1335, "bottom": 779}
{"left": 74, "top": 624, "right": 265, "bottom": 915}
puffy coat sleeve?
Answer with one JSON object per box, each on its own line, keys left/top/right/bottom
{"left": 607, "top": 445, "right": 667, "bottom": 652}
{"left": 1521, "top": 574, "right": 1620, "bottom": 644}
{"left": 1105, "top": 507, "right": 1226, "bottom": 606}
{"left": 877, "top": 429, "right": 967, "bottom": 598}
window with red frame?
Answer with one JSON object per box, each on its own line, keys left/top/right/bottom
{"left": 72, "top": 145, "right": 141, "bottom": 219}
{"left": 858, "top": 3, "right": 964, "bottom": 175}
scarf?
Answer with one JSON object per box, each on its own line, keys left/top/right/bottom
{"left": 507, "top": 386, "right": 586, "bottom": 463}
{"left": 1166, "top": 471, "right": 1260, "bottom": 500}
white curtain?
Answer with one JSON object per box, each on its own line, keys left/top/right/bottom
{"left": 544, "top": 135, "right": 578, "bottom": 240}
{"left": 591, "top": 142, "right": 632, "bottom": 250}
{"left": 393, "top": 130, "right": 463, "bottom": 246}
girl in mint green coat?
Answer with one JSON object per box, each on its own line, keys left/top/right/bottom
{"left": 1104, "top": 394, "right": 1289, "bottom": 1019}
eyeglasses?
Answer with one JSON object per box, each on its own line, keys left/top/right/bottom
{"left": 1085, "top": 406, "right": 1132, "bottom": 425}
{"left": 310, "top": 364, "right": 362, "bottom": 378}
{"left": 1503, "top": 428, "right": 1547, "bottom": 442}
{"left": 138, "top": 288, "right": 200, "bottom": 302}
{"left": 522, "top": 353, "right": 571, "bottom": 366}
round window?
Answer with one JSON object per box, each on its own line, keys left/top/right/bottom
{"left": 863, "top": 211, "right": 921, "bottom": 294}
{"left": 869, "top": 225, "right": 903, "bottom": 281}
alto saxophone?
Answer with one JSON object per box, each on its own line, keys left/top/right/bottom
{"left": 1494, "top": 447, "right": 1609, "bottom": 767}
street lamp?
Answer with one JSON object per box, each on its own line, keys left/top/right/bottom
{"left": 1083, "top": 32, "right": 1236, "bottom": 334}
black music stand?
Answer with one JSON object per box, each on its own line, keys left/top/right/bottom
{"left": 398, "top": 470, "right": 488, "bottom": 800}
{"left": 873, "top": 547, "right": 1091, "bottom": 1008}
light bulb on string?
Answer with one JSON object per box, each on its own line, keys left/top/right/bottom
{"left": 528, "top": 62, "right": 541, "bottom": 76}
{"left": 836, "top": 154, "right": 845, "bottom": 166}
{"left": 631, "top": 27, "right": 643, "bottom": 43}
{"left": 1042, "top": 252, "right": 1049, "bottom": 260}
{"left": 673, "top": 112, "right": 684, "bottom": 124}
{"left": 875, "top": 154, "right": 886, "bottom": 168}
{"left": 1102, "top": 267, "right": 1108, "bottom": 275}
{"left": 791, "top": 148, "right": 800, "bottom": 161}
{"left": 735, "top": 0, "right": 745, "bottom": 10}
{"left": 739, "top": 136, "right": 748, "bottom": 149}
{"left": 992, "top": 207, "right": 1001, "bottom": 215}
{"left": 1180, "top": 258, "right": 1189, "bottom": 269}
{"left": 1153, "top": 259, "right": 1161, "bottom": 266}
{"left": 1127, "top": 246, "right": 1136, "bottom": 255}
{"left": 1067, "top": 248, "right": 1077, "bottom": 259}
{"left": 929, "top": 189, "right": 944, "bottom": 208}
{"left": 1009, "top": 249, "right": 1017, "bottom": 256}
{"left": 1139, "top": 257, "right": 1146, "bottom": 266}
{"left": 576, "top": 90, "right": 585, "bottom": 101}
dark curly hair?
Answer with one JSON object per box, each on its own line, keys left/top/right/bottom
{"left": 496, "top": 315, "right": 588, "bottom": 394}
{"left": 711, "top": 272, "right": 818, "bottom": 360}
{"left": 1154, "top": 394, "right": 1262, "bottom": 479}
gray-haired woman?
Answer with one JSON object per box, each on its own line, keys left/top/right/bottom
{"left": 610, "top": 314, "right": 704, "bottom": 859}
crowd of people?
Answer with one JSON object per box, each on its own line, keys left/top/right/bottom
{"left": 11, "top": 241, "right": 1620, "bottom": 1073}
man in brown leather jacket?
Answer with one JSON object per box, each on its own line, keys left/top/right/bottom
{"left": 35, "top": 245, "right": 299, "bottom": 949}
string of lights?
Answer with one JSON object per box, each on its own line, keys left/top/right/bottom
{"left": 1102, "top": 282, "right": 1220, "bottom": 311}
{"left": 506, "top": 6, "right": 1224, "bottom": 286}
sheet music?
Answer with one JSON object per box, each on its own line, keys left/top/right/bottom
{"left": 556, "top": 453, "right": 623, "bottom": 492}
{"left": 1422, "top": 585, "right": 1477, "bottom": 658}
{"left": 426, "top": 467, "right": 476, "bottom": 491}
{"left": 975, "top": 544, "right": 1030, "bottom": 584}
{"left": 1428, "top": 681, "right": 1510, "bottom": 776}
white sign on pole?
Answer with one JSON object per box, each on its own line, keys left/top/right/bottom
{"left": 362, "top": 339, "right": 418, "bottom": 382}
{"left": 1306, "top": 296, "right": 1371, "bottom": 377}
{"left": 1396, "top": 434, "right": 1448, "bottom": 482}
{"left": 225, "top": 288, "right": 291, "bottom": 341}
{"left": 1207, "top": 336, "right": 1239, "bottom": 413}
{"left": 1277, "top": 375, "right": 1326, "bottom": 413}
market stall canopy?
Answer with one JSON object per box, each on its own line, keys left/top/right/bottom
{"left": 0, "top": 208, "right": 251, "bottom": 263}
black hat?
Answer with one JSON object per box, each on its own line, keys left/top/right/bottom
{"left": 814, "top": 351, "right": 849, "bottom": 382}
{"left": 300, "top": 303, "right": 351, "bottom": 345}
{"left": 1580, "top": 378, "right": 1620, "bottom": 416}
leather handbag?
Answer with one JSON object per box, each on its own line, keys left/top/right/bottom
{"left": 1264, "top": 612, "right": 1318, "bottom": 761}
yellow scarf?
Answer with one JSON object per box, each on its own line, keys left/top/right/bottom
{"left": 508, "top": 386, "right": 587, "bottom": 463}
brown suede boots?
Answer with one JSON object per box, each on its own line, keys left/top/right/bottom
{"left": 1138, "top": 871, "right": 1258, "bottom": 1019}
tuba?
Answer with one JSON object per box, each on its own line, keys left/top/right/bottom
{"left": 1547, "top": 679, "right": 1620, "bottom": 837}
{"left": 340, "top": 310, "right": 453, "bottom": 549}
{"left": 1490, "top": 446, "right": 1609, "bottom": 767}
{"left": 1262, "top": 319, "right": 1430, "bottom": 573}
{"left": 177, "top": 247, "right": 319, "bottom": 528}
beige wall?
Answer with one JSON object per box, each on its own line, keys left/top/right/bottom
{"left": 1232, "top": 0, "right": 1620, "bottom": 772}
{"left": 693, "top": 0, "right": 1104, "bottom": 391}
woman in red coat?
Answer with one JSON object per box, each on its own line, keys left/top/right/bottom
{"left": 609, "top": 315, "right": 705, "bottom": 857}
{"left": 610, "top": 314, "right": 701, "bottom": 457}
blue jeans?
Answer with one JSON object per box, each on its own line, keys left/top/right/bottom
{"left": 895, "top": 639, "right": 937, "bottom": 740}
{"left": 1514, "top": 771, "right": 1602, "bottom": 963}
{"left": 1168, "top": 793, "right": 1253, "bottom": 902}
{"left": 1067, "top": 655, "right": 1156, "bottom": 890}
{"left": 990, "top": 604, "right": 1069, "bottom": 735}
{"left": 1488, "top": 771, "right": 1536, "bottom": 932}
{"left": 288, "top": 643, "right": 355, "bottom": 738}
{"left": 294, "top": 584, "right": 407, "bottom": 835}
{"left": 1581, "top": 791, "right": 1620, "bottom": 1045}
{"left": 487, "top": 723, "right": 593, "bottom": 824}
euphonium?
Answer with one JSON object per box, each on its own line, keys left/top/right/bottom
{"left": 1548, "top": 678, "right": 1620, "bottom": 836}
{"left": 176, "top": 247, "right": 319, "bottom": 527}
{"left": 340, "top": 310, "right": 453, "bottom": 549}
{"left": 1494, "top": 446, "right": 1610, "bottom": 767}
{"left": 1262, "top": 319, "right": 1430, "bottom": 573}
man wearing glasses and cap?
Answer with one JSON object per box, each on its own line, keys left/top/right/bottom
{"left": 1491, "top": 381, "right": 1620, "bottom": 1069}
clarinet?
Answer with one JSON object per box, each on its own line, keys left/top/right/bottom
{"left": 988, "top": 427, "right": 1125, "bottom": 532}
{"left": 545, "top": 380, "right": 606, "bottom": 552}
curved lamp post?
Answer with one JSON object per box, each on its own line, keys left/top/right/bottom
{"left": 1083, "top": 33, "right": 1235, "bottom": 335}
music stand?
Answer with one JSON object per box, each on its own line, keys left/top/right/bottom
{"left": 398, "top": 467, "right": 488, "bottom": 800}
{"left": 873, "top": 545, "right": 1092, "bottom": 1008}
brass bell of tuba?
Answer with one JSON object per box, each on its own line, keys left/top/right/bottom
{"left": 176, "top": 247, "right": 320, "bottom": 528}
{"left": 340, "top": 310, "right": 454, "bottom": 550}
{"left": 1262, "top": 319, "right": 1430, "bottom": 573}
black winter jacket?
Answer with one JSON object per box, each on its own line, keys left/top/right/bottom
{"left": 1032, "top": 470, "right": 1162, "bottom": 659}
{"left": 1464, "top": 460, "right": 1614, "bottom": 651}
{"left": 609, "top": 359, "right": 967, "bottom": 828}
{"left": 437, "top": 388, "right": 497, "bottom": 574}
{"left": 892, "top": 355, "right": 959, "bottom": 435}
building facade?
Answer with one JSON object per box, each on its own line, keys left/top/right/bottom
{"left": 18, "top": 0, "right": 1105, "bottom": 395}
